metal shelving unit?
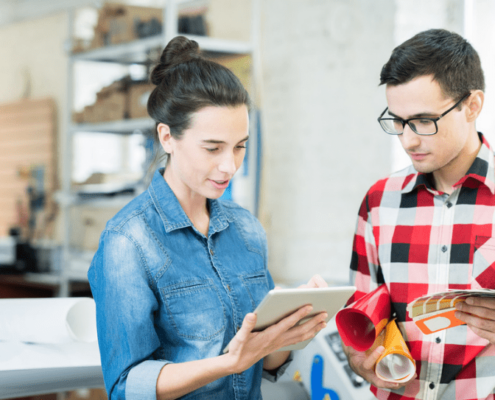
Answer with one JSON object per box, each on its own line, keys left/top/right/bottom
{"left": 59, "top": 0, "right": 261, "bottom": 296}
{"left": 70, "top": 117, "right": 155, "bottom": 134}
{"left": 72, "top": 34, "right": 253, "bottom": 64}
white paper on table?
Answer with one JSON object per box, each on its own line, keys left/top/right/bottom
{"left": 0, "top": 341, "right": 101, "bottom": 370}
{"left": 0, "top": 341, "right": 103, "bottom": 400}
{"left": 0, "top": 297, "right": 97, "bottom": 343}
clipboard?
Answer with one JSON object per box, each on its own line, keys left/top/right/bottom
{"left": 223, "top": 286, "right": 356, "bottom": 353}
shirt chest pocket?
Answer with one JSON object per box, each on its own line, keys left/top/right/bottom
{"left": 240, "top": 271, "right": 270, "bottom": 311}
{"left": 161, "top": 279, "right": 226, "bottom": 341}
{"left": 473, "top": 236, "right": 495, "bottom": 288}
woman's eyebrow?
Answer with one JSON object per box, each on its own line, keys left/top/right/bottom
{"left": 202, "top": 136, "right": 249, "bottom": 144}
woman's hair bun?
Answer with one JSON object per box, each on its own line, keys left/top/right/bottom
{"left": 150, "top": 36, "right": 201, "bottom": 86}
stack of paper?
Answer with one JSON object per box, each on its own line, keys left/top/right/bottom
{"left": 407, "top": 289, "right": 495, "bottom": 335}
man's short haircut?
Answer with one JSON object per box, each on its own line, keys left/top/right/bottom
{"left": 380, "top": 29, "right": 485, "bottom": 101}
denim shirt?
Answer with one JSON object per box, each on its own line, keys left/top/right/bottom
{"left": 88, "top": 169, "right": 286, "bottom": 400}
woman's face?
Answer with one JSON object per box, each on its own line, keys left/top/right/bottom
{"left": 160, "top": 105, "right": 249, "bottom": 201}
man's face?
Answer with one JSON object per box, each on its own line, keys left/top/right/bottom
{"left": 385, "top": 75, "right": 473, "bottom": 175}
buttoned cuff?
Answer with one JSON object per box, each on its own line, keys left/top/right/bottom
{"left": 126, "top": 360, "right": 171, "bottom": 400}
{"left": 262, "top": 351, "right": 293, "bottom": 382}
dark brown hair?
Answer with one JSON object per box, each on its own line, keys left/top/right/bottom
{"left": 147, "top": 36, "right": 250, "bottom": 140}
{"left": 380, "top": 29, "right": 485, "bottom": 102}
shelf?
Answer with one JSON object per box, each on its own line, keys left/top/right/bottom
{"left": 187, "top": 34, "right": 252, "bottom": 54}
{"left": 71, "top": 117, "right": 155, "bottom": 133}
{"left": 71, "top": 34, "right": 252, "bottom": 64}
{"left": 72, "top": 193, "right": 137, "bottom": 208}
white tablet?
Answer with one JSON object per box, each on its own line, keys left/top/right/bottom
{"left": 223, "top": 285, "right": 356, "bottom": 353}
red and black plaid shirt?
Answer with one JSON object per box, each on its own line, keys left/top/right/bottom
{"left": 349, "top": 133, "right": 495, "bottom": 400}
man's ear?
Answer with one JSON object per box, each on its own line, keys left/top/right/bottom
{"left": 157, "top": 123, "right": 173, "bottom": 154}
{"left": 465, "top": 90, "right": 484, "bottom": 122}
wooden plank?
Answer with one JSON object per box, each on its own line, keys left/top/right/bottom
{"left": 1, "top": 141, "right": 52, "bottom": 155}
{"left": 0, "top": 167, "right": 55, "bottom": 181}
{"left": 0, "top": 122, "right": 53, "bottom": 138}
{"left": 0, "top": 113, "right": 53, "bottom": 126}
{"left": 2, "top": 138, "right": 52, "bottom": 151}
{"left": 0, "top": 98, "right": 54, "bottom": 115}
{"left": 0, "top": 98, "right": 56, "bottom": 239}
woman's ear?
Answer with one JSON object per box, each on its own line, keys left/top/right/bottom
{"left": 465, "top": 90, "right": 484, "bottom": 123}
{"left": 157, "top": 123, "right": 173, "bottom": 154}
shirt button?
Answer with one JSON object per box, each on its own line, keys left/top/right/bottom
{"left": 429, "top": 382, "right": 435, "bottom": 389}
{"left": 441, "top": 245, "right": 448, "bottom": 252}
{"left": 236, "top": 325, "right": 240, "bottom": 332}
{"left": 227, "top": 285, "right": 231, "bottom": 292}
{"left": 209, "top": 248, "right": 214, "bottom": 256}
{"left": 435, "top": 337, "right": 441, "bottom": 343}
{"left": 446, "top": 201, "right": 453, "bottom": 208}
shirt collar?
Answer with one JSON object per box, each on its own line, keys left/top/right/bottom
{"left": 402, "top": 132, "right": 495, "bottom": 195}
{"left": 148, "top": 168, "right": 229, "bottom": 235}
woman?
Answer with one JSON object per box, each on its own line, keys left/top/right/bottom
{"left": 88, "top": 36, "right": 327, "bottom": 400}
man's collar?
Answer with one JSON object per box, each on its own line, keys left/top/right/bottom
{"left": 402, "top": 132, "right": 495, "bottom": 195}
{"left": 148, "top": 168, "right": 229, "bottom": 235}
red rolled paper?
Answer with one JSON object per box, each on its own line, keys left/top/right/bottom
{"left": 336, "top": 284, "right": 391, "bottom": 351}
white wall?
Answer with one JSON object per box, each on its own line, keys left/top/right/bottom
{"left": 466, "top": 0, "right": 495, "bottom": 146}
{"left": 259, "top": 0, "right": 396, "bottom": 285}
{"left": 0, "top": 12, "right": 67, "bottom": 130}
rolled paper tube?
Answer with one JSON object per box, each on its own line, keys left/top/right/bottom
{"left": 0, "top": 298, "right": 97, "bottom": 343}
{"left": 336, "top": 284, "right": 391, "bottom": 351}
{"left": 375, "top": 319, "right": 416, "bottom": 383}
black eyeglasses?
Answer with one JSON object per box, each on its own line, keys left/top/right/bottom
{"left": 377, "top": 93, "right": 470, "bottom": 136}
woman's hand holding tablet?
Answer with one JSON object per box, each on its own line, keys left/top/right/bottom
{"left": 222, "top": 277, "right": 356, "bottom": 360}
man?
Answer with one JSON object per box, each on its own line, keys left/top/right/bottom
{"left": 343, "top": 29, "right": 495, "bottom": 400}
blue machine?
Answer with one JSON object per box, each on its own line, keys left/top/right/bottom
{"left": 311, "top": 355, "right": 339, "bottom": 400}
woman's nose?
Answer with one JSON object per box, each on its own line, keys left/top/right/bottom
{"left": 218, "top": 153, "right": 237, "bottom": 175}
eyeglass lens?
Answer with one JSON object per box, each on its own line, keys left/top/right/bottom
{"left": 380, "top": 118, "right": 437, "bottom": 135}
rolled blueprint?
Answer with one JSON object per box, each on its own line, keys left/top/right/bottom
{"left": 0, "top": 298, "right": 97, "bottom": 343}
{"left": 375, "top": 319, "right": 416, "bottom": 382}
{"left": 335, "top": 284, "right": 391, "bottom": 351}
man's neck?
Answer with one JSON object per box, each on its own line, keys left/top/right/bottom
{"left": 432, "top": 131, "right": 482, "bottom": 195}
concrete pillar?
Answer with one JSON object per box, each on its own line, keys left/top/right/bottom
{"left": 259, "top": 0, "right": 396, "bottom": 285}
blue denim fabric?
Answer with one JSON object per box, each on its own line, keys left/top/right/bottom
{"left": 88, "top": 169, "right": 277, "bottom": 400}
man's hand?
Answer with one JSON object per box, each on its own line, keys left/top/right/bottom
{"left": 342, "top": 342, "right": 415, "bottom": 390}
{"left": 455, "top": 297, "right": 495, "bottom": 344}
{"left": 298, "top": 274, "right": 328, "bottom": 289}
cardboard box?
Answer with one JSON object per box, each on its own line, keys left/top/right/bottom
{"left": 128, "top": 82, "right": 154, "bottom": 119}
{"left": 70, "top": 206, "right": 122, "bottom": 252}
{"left": 80, "top": 91, "right": 126, "bottom": 123}
{"left": 76, "top": 78, "right": 128, "bottom": 123}
{"left": 91, "top": 3, "right": 163, "bottom": 48}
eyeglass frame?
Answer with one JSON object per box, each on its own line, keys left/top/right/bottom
{"left": 377, "top": 92, "right": 471, "bottom": 136}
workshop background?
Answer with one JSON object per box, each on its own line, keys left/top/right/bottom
{"left": 1, "top": 1, "right": 495, "bottom": 399}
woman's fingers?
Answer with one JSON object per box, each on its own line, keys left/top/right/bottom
{"left": 235, "top": 313, "right": 257, "bottom": 344}
{"left": 269, "top": 310, "right": 328, "bottom": 349}
{"left": 275, "top": 305, "right": 313, "bottom": 331}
